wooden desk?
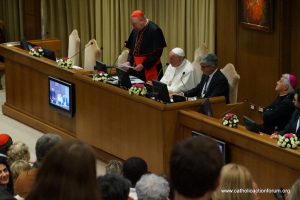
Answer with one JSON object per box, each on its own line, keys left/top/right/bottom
{"left": 0, "top": 41, "right": 225, "bottom": 173}
{"left": 177, "top": 110, "right": 300, "bottom": 199}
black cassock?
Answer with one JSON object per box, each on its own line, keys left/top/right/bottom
{"left": 126, "top": 21, "right": 167, "bottom": 82}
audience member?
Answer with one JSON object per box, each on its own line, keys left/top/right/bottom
{"left": 105, "top": 160, "right": 123, "bottom": 175}
{"left": 26, "top": 140, "right": 99, "bottom": 200}
{"left": 256, "top": 74, "right": 296, "bottom": 134}
{"left": 183, "top": 53, "right": 229, "bottom": 103}
{"left": 123, "top": 157, "right": 148, "bottom": 200}
{"left": 212, "top": 163, "right": 256, "bottom": 200}
{"left": 0, "top": 156, "right": 15, "bottom": 200}
{"left": 10, "top": 160, "right": 31, "bottom": 182}
{"left": 97, "top": 174, "right": 131, "bottom": 200}
{"left": 288, "top": 178, "right": 300, "bottom": 200}
{"left": 170, "top": 137, "right": 223, "bottom": 200}
{"left": 160, "top": 48, "right": 197, "bottom": 93}
{"left": 7, "top": 142, "right": 30, "bottom": 166}
{"left": 14, "top": 133, "right": 62, "bottom": 198}
{"left": 136, "top": 173, "right": 170, "bottom": 200}
{"left": 0, "top": 133, "right": 13, "bottom": 156}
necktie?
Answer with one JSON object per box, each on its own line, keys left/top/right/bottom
{"left": 201, "top": 76, "right": 209, "bottom": 98}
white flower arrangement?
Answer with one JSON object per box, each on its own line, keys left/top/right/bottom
{"left": 222, "top": 113, "right": 239, "bottom": 128}
{"left": 128, "top": 84, "right": 147, "bottom": 96}
{"left": 93, "top": 71, "right": 109, "bottom": 82}
{"left": 29, "top": 46, "right": 44, "bottom": 57}
{"left": 277, "top": 133, "right": 300, "bottom": 149}
{"left": 57, "top": 57, "right": 73, "bottom": 69}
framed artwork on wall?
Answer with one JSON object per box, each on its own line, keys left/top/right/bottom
{"left": 239, "top": 0, "right": 273, "bottom": 32}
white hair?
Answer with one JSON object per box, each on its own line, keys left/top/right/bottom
{"left": 282, "top": 74, "right": 294, "bottom": 94}
{"left": 136, "top": 173, "right": 170, "bottom": 200}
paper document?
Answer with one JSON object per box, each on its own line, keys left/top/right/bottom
{"left": 120, "top": 64, "right": 135, "bottom": 69}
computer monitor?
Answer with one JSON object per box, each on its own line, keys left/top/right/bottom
{"left": 95, "top": 60, "right": 108, "bottom": 73}
{"left": 199, "top": 98, "right": 213, "bottom": 117}
{"left": 192, "top": 131, "right": 228, "bottom": 163}
{"left": 243, "top": 115, "right": 259, "bottom": 133}
{"left": 116, "top": 67, "right": 132, "bottom": 89}
{"left": 152, "top": 80, "right": 171, "bottom": 103}
{"left": 20, "top": 38, "right": 56, "bottom": 61}
{"left": 48, "top": 76, "right": 75, "bottom": 117}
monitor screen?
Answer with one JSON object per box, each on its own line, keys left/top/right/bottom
{"left": 95, "top": 60, "right": 108, "bottom": 73}
{"left": 192, "top": 131, "right": 228, "bottom": 163}
{"left": 20, "top": 38, "right": 56, "bottom": 61}
{"left": 199, "top": 98, "right": 213, "bottom": 116}
{"left": 116, "top": 67, "right": 132, "bottom": 89}
{"left": 48, "top": 76, "right": 74, "bottom": 116}
{"left": 152, "top": 80, "right": 170, "bottom": 103}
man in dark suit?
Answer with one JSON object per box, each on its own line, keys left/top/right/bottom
{"left": 184, "top": 53, "right": 229, "bottom": 103}
{"left": 279, "top": 88, "right": 300, "bottom": 137}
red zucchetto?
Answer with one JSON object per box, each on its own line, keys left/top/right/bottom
{"left": 131, "top": 10, "right": 144, "bottom": 18}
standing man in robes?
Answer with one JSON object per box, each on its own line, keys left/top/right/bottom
{"left": 124, "top": 10, "right": 167, "bottom": 82}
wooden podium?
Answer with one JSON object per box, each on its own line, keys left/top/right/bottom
{"left": 0, "top": 40, "right": 225, "bottom": 173}
{"left": 177, "top": 107, "right": 300, "bottom": 199}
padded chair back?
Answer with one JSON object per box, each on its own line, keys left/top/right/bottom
{"left": 221, "top": 63, "right": 240, "bottom": 103}
{"left": 192, "top": 44, "right": 208, "bottom": 84}
{"left": 68, "top": 29, "right": 80, "bottom": 66}
{"left": 84, "top": 39, "right": 101, "bottom": 71}
{"left": 117, "top": 49, "right": 129, "bottom": 67}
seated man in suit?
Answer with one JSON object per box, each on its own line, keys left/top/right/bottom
{"left": 160, "top": 47, "right": 197, "bottom": 93}
{"left": 257, "top": 74, "right": 296, "bottom": 134}
{"left": 183, "top": 53, "right": 229, "bottom": 103}
{"left": 276, "top": 88, "right": 300, "bottom": 138}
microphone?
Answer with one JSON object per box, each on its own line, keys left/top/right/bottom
{"left": 108, "top": 41, "right": 128, "bottom": 76}
{"left": 180, "top": 71, "right": 188, "bottom": 92}
{"left": 69, "top": 41, "right": 94, "bottom": 60}
{"left": 156, "top": 63, "right": 168, "bottom": 81}
{"left": 220, "top": 99, "right": 249, "bottom": 117}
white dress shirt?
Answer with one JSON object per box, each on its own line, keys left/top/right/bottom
{"left": 160, "top": 59, "right": 197, "bottom": 93}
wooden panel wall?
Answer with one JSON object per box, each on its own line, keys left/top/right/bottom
{"left": 290, "top": 0, "right": 300, "bottom": 78}
{"left": 23, "top": 0, "right": 41, "bottom": 40}
{"left": 216, "top": 0, "right": 292, "bottom": 107}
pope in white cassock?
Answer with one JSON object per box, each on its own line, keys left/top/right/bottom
{"left": 160, "top": 48, "right": 197, "bottom": 93}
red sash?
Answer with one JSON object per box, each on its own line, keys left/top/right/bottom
{"left": 134, "top": 55, "right": 161, "bottom": 82}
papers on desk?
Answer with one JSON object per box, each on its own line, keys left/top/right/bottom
{"left": 112, "top": 75, "right": 144, "bottom": 84}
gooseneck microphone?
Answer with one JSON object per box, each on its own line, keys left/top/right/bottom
{"left": 69, "top": 41, "right": 94, "bottom": 60}
{"left": 180, "top": 71, "right": 188, "bottom": 92}
{"left": 107, "top": 41, "right": 128, "bottom": 77}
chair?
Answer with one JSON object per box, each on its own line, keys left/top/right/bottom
{"left": 68, "top": 29, "right": 80, "bottom": 66}
{"left": 84, "top": 39, "right": 101, "bottom": 71}
{"left": 117, "top": 49, "right": 129, "bottom": 67}
{"left": 221, "top": 63, "right": 240, "bottom": 103}
{"left": 192, "top": 44, "right": 208, "bottom": 84}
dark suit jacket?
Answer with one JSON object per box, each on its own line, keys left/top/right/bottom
{"left": 260, "top": 94, "right": 294, "bottom": 134}
{"left": 280, "top": 109, "right": 300, "bottom": 137}
{"left": 184, "top": 69, "right": 229, "bottom": 103}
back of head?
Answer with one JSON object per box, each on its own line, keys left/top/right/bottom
{"left": 97, "top": 174, "right": 130, "bottom": 200}
{"left": 122, "top": 156, "right": 148, "bottom": 187}
{"left": 105, "top": 160, "right": 123, "bottom": 175}
{"left": 27, "top": 140, "right": 99, "bottom": 200}
{"left": 213, "top": 163, "right": 254, "bottom": 200}
{"left": 35, "top": 133, "right": 61, "bottom": 166}
{"left": 10, "top": 160, "right": 31, "bottom": 181}
{"left": 136, "top": 173, "right": 170, "bottom": 200}
{"left": 0, "top": 133, "right": 13, "bottom": 155}
{"left": 7, "top": 142, "right": 30, "bottom": 165}
{"left": 170, "top": 137, "right": 223, "bottom": 198}
{"left": 289, "top": 179, "right": 300, "bottom": 200}
{"left": 199, "top": 53, "right": 218, "bottom": 68}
